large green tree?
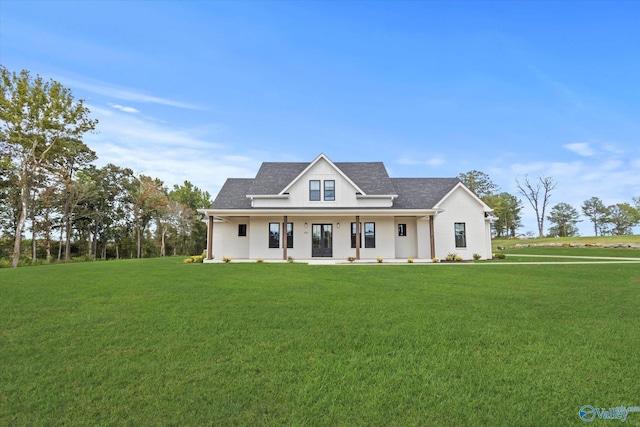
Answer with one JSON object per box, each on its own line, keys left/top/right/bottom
{"left": 0, "top": 67, "right": 97, "bottom": 267}
{"left": 0, "top": 146, "right": 18, "bottom": 235}
{"left": 131, "top": 175, "right": 169, "bottom": 258}
{"left": 546, "top": 202, "right": 580, "bottom": 237}
{"left": 168, "top": 181, "right": 211, "bottom": 255}
{"left": 0, "top": 155, "right": 20, "bottom": 236}
{"left": 484, "top": 192, "right": 523, "bottom": 237}
{"left": 581, "top": 196, "right": 608, "bottom": 236}
{"left": 458, "top": 171, "right": 526, "bottom": 237}
{"left": 458, "top": 170, "right": 499, "bottom": 199}
{"left": 606, "top": 203, "right": 639, "bottom": 235}
{"left": 51, "top": 138, "right": 96, "bottom": 260}
{"left": 87, "top": 164, "right": 135, "bottom": 259}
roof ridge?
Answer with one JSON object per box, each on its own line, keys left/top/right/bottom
{"left": 391, "top": 177, "right": 459, "bottom": 180}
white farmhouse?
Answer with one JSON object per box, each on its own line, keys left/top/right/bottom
{"left": 200, "top": 154, "right": 493, "bottom": 261}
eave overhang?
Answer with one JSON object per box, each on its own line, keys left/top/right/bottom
{"left": 355, "top": 194, "right": 398, "bottom": 200}
{"left": 246, "top": 194, "right": 290, "bottom": 200}
{"left": 198, "top": 208, "right": 443, "bottom": 222}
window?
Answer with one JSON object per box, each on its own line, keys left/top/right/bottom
{"left": 398, "top": 224, "right": 407, "bottom": 236}
{"left": 364, "top": 222, "right": 375, "bottom": 248}
{"left": 455, "top": 223, "right": 467, "bottom": 248}
{"left": 324, "top": 180, "right": 335, "bottom": 201}
{"left": 286, "top": 223, "right": 293, "bottom": 249}
{"left": 351, "top": 222, "right": 362, "bottom": 248}
{"left": 238, "top": 224, "right": 247, "bottom": 237}
{"left": 269, "top": 223, "right": 280, "bottom": 248}
{"left": 309, "top": 180, "right": 321, "bottom": 201}
{"left": 351, "top": 222, "right": 375, "bottom": 248}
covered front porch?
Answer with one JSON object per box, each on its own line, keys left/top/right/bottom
{"left": 202, "top": 210, "right": 438, "bottom": 262}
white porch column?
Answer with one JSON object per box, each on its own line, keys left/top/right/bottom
{"left": 282, "top": 215, "right": 288, "bottom": 260}
{"left": 355, "top": 215, "right": 361, "bottom": 260}
{"left": 206, "top": 215, "right": 214, "bottom": 260}
{"left": 429, "top": 214, "right": 435, "bottom": 259}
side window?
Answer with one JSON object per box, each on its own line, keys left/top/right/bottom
{"left": 324, "top": 180, "right": 335, "bottom": 201}
{"left": 269, "top": 222, "right": 280, "bottom": 248}
{"left": 455, "top": 223, "right": 466, "bottom": 248}
{"left": 238, "top": 224, "right": 247, "bottom": 236}
{"left": 309, "top": 180, "right": 321, "bottom": 201}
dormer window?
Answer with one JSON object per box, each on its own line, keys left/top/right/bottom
{"left": 309, "top": 180, "right": 321, "bottom": 201}
{"left": 324, "top": 180, "right": 335, "bottom": 201}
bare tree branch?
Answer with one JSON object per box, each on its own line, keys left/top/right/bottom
{"left": 516, "top": 175, "right": 557, "bottom": 237}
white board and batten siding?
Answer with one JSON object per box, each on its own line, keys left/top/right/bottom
{"left": 433, "top": 186, "right": 492, "bottom": 260}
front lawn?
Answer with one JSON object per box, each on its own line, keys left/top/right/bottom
{"left": 492, "top": 234, "right": 640, "bottom": 249}
{"left": 1, "top": 258, "right": 639, "bottom": 425}
{"left": 500, "top": 245, "right": 640, "bottom": 259}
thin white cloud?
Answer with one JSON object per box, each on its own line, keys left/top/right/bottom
{"left": 600, "top": 159, "right": 623, "bottom": 171}
{"left": 61, "top": 75, "right": 202, "bottom": 110}
{"left": 602, "top": 142, "right": 626, "bottom": 156}
{"left": 510, "top": 161, "right": 546, "bottom": 175}
{"left": 1, "top": 19, "right": 144, "bottom": 70}
{"left": 87, "top": 104, "right": 214, "bottom": 149}
{"left": 397, "top": 155, "right": 446, "bottom": 167}
{"left": 109, "top": 103, "right": 140, "bottom": 114}
{"left": 581, "top": 171, "right": 604, "bottom": 182}
{"left": 95, "top": 142, "right": 257, "bottom": 193}
{"left": 81, "top": 105, "right": 259, "bottom": 194}
{"left": 548, "top": 161, "right": 584, "bottom": 177}
{"left": 427, "top": 157, "right": 446, "bottom": 166}
{"left": 564, "top": 142, "right": 594, "bottom": 157}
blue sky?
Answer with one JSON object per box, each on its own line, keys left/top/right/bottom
{"left": 2, "top": 0, "right": 639, "bottom": 235}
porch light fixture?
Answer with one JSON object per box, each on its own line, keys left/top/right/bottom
{"left": 337, "top": 222, "right": 340, "bottom": 228}
{"left": 304, "top": 222, "right": 308, "bottom": 228}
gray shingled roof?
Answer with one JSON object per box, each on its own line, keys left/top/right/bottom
{"left": 334, "top": 162, "right": 396, "bottom": 195}
{"left": 390, "top": 178, "right": 460, "bottom": 209}
{"left": 245, "top": 161, "right": 397, "bottom": 196}
{"left": 248, "top": 162, "right": 308, "bottom": 195}
{"left": 210, "top": 178, "right": 253, "bottom": 209}
{"left": 210, "top": 161, "right": 462, "bottom": 210}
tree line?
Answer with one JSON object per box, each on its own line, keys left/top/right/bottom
{"left": 557, "top": 196, "right": 640, "bottom": 237}
{"left": 1, "top": 67, "right": 211, "bottom": 267}
{"left": 459, "top": 171, "right": 640, "bottom": 238}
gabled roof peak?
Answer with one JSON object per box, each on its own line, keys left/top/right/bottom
{"left": 243, "top": 154, "right": 400, "bottom": 197}
{"left": 279, "top": 153, "right": 365, "bottom": 195}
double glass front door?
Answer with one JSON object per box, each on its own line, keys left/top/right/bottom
{"left": 311, "top": 224, "right": 332, "bottom": 257}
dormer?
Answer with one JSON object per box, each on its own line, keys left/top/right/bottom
{"left": 247, "top": 154, "right": 397, "bottom": 208}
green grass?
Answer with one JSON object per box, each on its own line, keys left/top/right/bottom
{"left": 489, "top": 247, "right": 640, "bottom": 262}
{"left": 493, "top": 234, "right": 640, "bottom": 249}
{"left": 502, "top": 246, "right": 640, "bottom": 259}
{"left": 492, "top": 235, "right": 640, "bottom": 261}
{"left": 2, "top": 258, "right": 640, "bottom": 426}
{"left": 484, "top": 254, "right": 640, "bottom": 263}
